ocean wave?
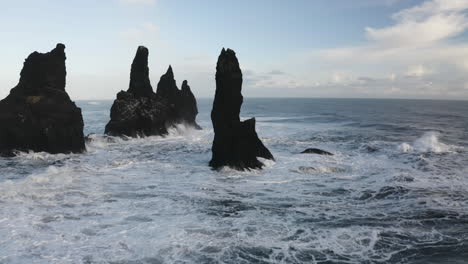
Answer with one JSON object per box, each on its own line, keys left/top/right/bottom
{"left": 398, "top": 132, "right": 456, "bottom": 153}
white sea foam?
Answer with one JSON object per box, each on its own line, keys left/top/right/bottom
{"left": 398, "top": 142, "right": 413, "bottom": 153}
{"left": 0, "top": 100, "right": 467, "bottom": 263}
{"left": 399, "top": 132, "right": 453, "bottom": 153}
{"left": 413, "top": 132, "right": 450, "bottom": 153}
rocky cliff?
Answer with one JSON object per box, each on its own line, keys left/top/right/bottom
{"left": 0, "top": 44, "right": 85, "bottom": 156}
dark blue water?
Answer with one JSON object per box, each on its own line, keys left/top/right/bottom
{"left": 1, "top": 98, "right": 467, "bottom": 263}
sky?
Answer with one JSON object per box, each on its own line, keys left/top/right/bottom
{"left": 1, "top": 0, "right": 468, "bottom": 100}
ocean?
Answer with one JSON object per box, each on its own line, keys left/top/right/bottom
{"left": 1, "top": 98, "right": 467, "bottom": 263}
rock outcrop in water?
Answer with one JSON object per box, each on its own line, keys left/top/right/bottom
{"left": 105, "top": 46, "right": 200, "bottom": 137}
{"left": 0, "top": 44, "right": 85, "bottom": 156}
{"left": 301, "top": 148, "right": 334, "bottom": 156}
{"left": 209, "top": 48, "right": 274, "bottom": 170}
{"left": 156, "top": 67, "right": 201, "bottom": 129}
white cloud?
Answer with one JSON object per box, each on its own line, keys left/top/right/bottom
{"left": 367, "top": 0, "right": 468, "bottom": 47}
{"left": 331, "top": 72, "right": 352, "bottom": 84}
{"left": 365, "top": 13, "right": 468, "bottom": 47}
{"left": 405, "top": 64, "right": 432, "bottom": 77}
{"left": 244, "top": 70, "right": 307, "bottom": 90}
{"left": 299, "top": 0, "right": 468, "bottom": 99}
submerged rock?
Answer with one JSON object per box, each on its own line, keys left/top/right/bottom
{"left": 85, "top": 133, "right": 118, "bottom": 144}
{"left": 105, "top": 46, "right": 200, "bottom": 137}
{"left": 294, "top": 166, "right": 346, "bottom": 174}
{"left": 301, "top": 148, "right": 334, "bottom": 156}
{"left": 209, "top": 48, "right": 274, "bottom": 170}
{"left": 0, "top": 44, "right": 85, "bottom": 156}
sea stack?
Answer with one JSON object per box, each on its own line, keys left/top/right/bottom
{"left": 209, "top": 48, "right": 274, "bottom": 170}
{"left": 156, "top": 67, "right": 201, "bottom": 129}
{"left": 105, "top": 46, "right": 200, "bottom": 137}
{"left": 0, "top": 44, "right": 85, "bottom": 156}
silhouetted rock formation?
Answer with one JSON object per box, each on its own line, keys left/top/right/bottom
{"left": 127, "top": 46, "right": 154, "bottom": 98}
{"left": 301, "top": 148, "right": 334, "bottom": 155}
{"left": 209, "top": 48, "right": 274, "bottom": 170}
{"left": 105, "top": 46, "right": 200, "bottom": 137}
{"left": 179, "top": 80, "right": 200, "bottom": 128}
{"left": 0, "top": 44, "right": 85, "bottom": 156}
{"left": 156, "top": 67, "right": 201, "bottom": 129}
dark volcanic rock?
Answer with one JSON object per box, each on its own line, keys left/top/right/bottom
{"left": 105, "top": 46, "right": 200, "bottom": 137}
{"left": 156, "top": 67, "right": 201, "bottom": 129}
{"left": 209, "top": 48, "right": 274, "bottom": 170}
{"left": 179, "top": 80, "right": 200, "bottom": 127}
{"left": 127, "top": 46, "right": 154, "bottom": 98}
{"left": 0, "top": 44, "right": 85, "bottom": 156}
{"left": 301, "top": 148, "right": 334, "bottom": 155}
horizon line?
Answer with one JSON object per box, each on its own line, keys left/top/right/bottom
{"left": 74, "top": 97, "right": 468, "bottom": 102}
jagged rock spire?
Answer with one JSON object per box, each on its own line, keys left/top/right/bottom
{"left": 156, "top": 65, "right": 178, "bottom": 98}
{"left": 179, "top": 80, "right": 200, "bottom": 128}
{"left": 105, "top": 48, "right": 200, "bottom": 137}
{"left": 127, "top": 46, "right": 154, "bottom": 97}
{"left": 181, "top": 80, "right": 190, "bottom": 92}
{"left": 213, "top": 48, "right": 243, "bottom": 126}
{"left": 210, "top": 48, "right": 274, "bottom": 170}
{"left": 166, "top": 65, "right": 174, "bottom": 78}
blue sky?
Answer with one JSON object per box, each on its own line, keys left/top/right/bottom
{"left": 1, "top": 0, "right": 468, "bottom": 100}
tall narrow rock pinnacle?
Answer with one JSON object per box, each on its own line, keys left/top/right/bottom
{"left": 127, "top": 46, "right": 154, "bottom": 97}
{"left": 210, "top": 48, "right": 274, "bottom": 170}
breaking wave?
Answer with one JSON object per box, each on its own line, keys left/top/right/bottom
{"left": 399, "top": 132, "right": 454, "bottom": 153}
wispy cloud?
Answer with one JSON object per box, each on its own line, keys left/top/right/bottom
{"left": 405, "top": 64, "right": 433, "bottom": 78}
{"left": 244, "top": 69, "right": 307, "bottom": 90}
{"left": 291, "top": 0, "right": 468, "bottom": 99}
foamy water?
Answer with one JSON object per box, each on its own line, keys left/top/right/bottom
{"left": 1, "top": 98, "right": 467, "bottom": 263}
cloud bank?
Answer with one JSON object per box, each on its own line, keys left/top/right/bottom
{"left": 246, "top": 0, "right": 468, "bottom": 99}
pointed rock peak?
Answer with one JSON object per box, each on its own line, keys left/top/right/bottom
{"left": 55, "top": 43, "right": 65, "bottom": 51}
{"left": 127, "top": 46, "right": 153, "bottom": 97}
{"left": 181, "top": 80, "right": 190, "bottom": 92}
{"left": 136, "top": 46, "right": 149, "bottom": 58}
{"left": 217, "top": 48, "right": 241, "bottom": 75}
{"left": 156, "top": 65, "right": 177, "bottom": 97}
{"left": 134, "top": 46, "right": 149, "bottom": 61}
{"left": 51, "top": 43, "right": 66, "bottom": 61}
{"left": 165, "top": 65, "right": 174, "bottom": 79}
{"left": 219, "top": 48, "right": 236, "bottom": 57}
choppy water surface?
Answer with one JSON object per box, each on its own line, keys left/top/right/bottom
{"left": 1, "top": 98, "right": 468, "bottom": 264}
